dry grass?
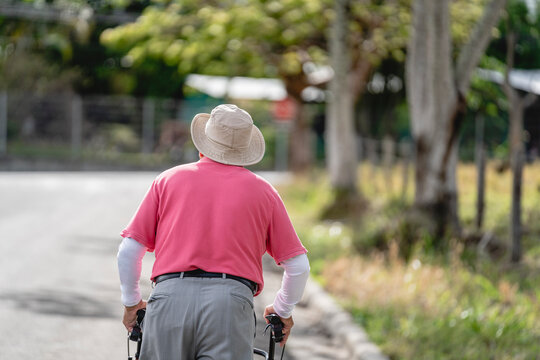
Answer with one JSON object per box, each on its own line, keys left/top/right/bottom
{"left": 322, "top": 245, "right": 448, "bottom": 313}
{"left": 321, "top": 243, "right": 527, "bottom": 317}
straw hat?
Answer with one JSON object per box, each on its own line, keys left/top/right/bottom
{"left": 190, "top": 104, "right": 265, "bottom": 166}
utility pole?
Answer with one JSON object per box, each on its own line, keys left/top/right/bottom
{"left": 0, "top": 91, "right": 7, "bottom": 157}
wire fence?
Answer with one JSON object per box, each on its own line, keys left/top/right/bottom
{"left": 0, "top": 90, "right": 415, "bottom": 173}
{"left": 0, "top": 91, "right": 212, "bottom": 167}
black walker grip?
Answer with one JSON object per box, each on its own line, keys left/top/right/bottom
{"left": 265, "top": 313, "right": 285, "bottom": 343}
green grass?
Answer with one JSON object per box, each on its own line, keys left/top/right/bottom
{"left": 276, "top": 162, "right": 540, "bottom": 360}
{"left": 6, "top": 140, "right": 176, "bottom": 169}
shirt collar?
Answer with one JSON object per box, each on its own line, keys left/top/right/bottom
{"left": 198, "top": 156, "right": 242, "bottom": 167}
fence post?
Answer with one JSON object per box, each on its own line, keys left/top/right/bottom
{"left": 0, "top": 91, "right": 6, "bottom": 156}
{"left": 71, "top": 94, "right": 83, "bottom": 158}
{"left": 142, "top": 98, "right": 155, "bottom": 154}
{"left": 475, "top": 114, "right": 486, "bottom": 230}
{"left": 399, "top": 141, "right": 412, "bottom": 200}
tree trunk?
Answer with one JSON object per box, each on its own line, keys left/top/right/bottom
{"left": 508, "top": 101, "right": 525, "bottom": 262}
{"left": 407, "top": 0, "right": 506, "bottom": 237}
{"left": 506, "top": 93, "right": 537, "bottom": 263}
{"left": 510, "top": 143, "right": 524, "bottom": 263}
{"left": 320, "top": 0, "right": 361, "bottom": 219}
{"left": 407, "top": 0, "right": 458, "bottom": 236}
{"left": 281, "top": 75, "right": 312, "bottom": 172}
{"left": 326, "top": 0, "right": 357, "bottom": 194}
{"left": 503, "top": 27, "right": 537, "bottom": 263}
{"left": 289, "top": 99, "right": 313, "bottom": 172}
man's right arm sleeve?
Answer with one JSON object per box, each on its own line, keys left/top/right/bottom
{"left": 120, "top": 179, "right": 160, "bottom": 251}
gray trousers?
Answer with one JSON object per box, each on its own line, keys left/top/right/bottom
{"left": 140, "top": 276, "right": 256, "bottom": 360}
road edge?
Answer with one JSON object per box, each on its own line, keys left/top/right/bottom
{"left": 302, "top": 277, "right": 389, "bottom": 360}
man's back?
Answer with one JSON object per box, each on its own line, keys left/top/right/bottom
{"left": 122, "top": 156, "right": 304, "bottom": 295}
{"left": 152, "top": 157, "right": 280, "bottom": 292}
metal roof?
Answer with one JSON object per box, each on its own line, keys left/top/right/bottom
{"left": 476, "top": 68, "right": 540, "bottom": 95}
{"left": 185, "top": 74, "right": 326, "bottom": 102}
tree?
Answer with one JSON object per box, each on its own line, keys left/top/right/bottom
{"left": 325, "top": 0, "right": 494, "bottom": 209}
{"left": 499, "top": 0, "right": 539, "bottom": 262}
{"left": 467, "top": 71, "right": 504, "bottom": 231}
{"left": 101, "top": 0, "right": 330, "bottom": 170}
{"left": 327, "top": 0, "right": 488, "bottom": 203}
{"left": 406, "top": 0, "right": 507, "bottom": 237}
{"left": 324, "top": 0, "right": 410, "bottom": 213}
{"left": 326, "top": 0, "right": 358, "bottom": 207}
{"left": 100, "top": 0, "right": 414, "bottom": 174}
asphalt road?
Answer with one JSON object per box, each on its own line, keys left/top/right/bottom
{"left": 0, "top": 172, "right": 348, "bottom": 360}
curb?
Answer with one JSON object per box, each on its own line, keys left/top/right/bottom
{"left": 302, "top": 278, "right": 389, "bottom": 360}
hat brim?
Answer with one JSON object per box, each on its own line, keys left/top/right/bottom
{"left": 191, "top": 113, "right": 266, "bottom": 166}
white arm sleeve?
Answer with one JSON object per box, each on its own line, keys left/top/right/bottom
{"left": 272, "top": 253, "right": 310, "bottom": 318}
{"left": 117, "top": 237, "right": 147, "bottom": 306}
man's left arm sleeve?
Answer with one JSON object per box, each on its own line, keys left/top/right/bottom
{"left": 117, "top": 237, "right": 147, "bottom": 306}
{"left": 272, "top": 253, "right": 310, "bottom": 318}
{"left": 266, "top": 191, "right": 307, "bottom": 263}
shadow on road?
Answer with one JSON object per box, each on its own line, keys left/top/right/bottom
{"left": 0, "top": 289, "right": 115, "bottom": 318}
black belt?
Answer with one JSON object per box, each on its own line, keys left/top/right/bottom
{"left": 155, "top": 269, "right": 257, "bottom": 295}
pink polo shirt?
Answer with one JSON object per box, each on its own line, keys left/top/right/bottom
{"left": 121, "top": 157, "right": 306, "bottom": 296}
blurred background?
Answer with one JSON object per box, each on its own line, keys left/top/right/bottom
{"left": 0, "top": 0, "right": 539, "bottom": 359}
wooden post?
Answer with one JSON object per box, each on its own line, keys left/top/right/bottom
{"left": 142, "top": 98, "right": 155, "bottom": 154}
{"left": 475, "top": 114, "right": 486, "bottom": 230}
{"left": 71, "top": 94, "right": 83, "bottom": 158}
{"left": 366, "top": 138, "right": 378, "bottom": 192}
{"left": 357, "top": 135, "right": 363, "bottom": 163}
{"left": 0, "top": 91, "right": 7, "bottom": 156}
{"left": 510, "top": 148, "right": 524, "bottom": 262}
{"left": 399, "top": 141, "right": 412, "bottom": 200}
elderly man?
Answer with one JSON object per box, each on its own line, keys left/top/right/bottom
{"left": 118, "top": 104, "right": 310, "bottom": 360}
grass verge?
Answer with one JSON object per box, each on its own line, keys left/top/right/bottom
{"left": 277, "top": 163, "right": 540, "bottom": 360}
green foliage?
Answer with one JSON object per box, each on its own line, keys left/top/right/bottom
{"left": 0, "top": 50, "right": 78, "bottom": 93}
{"left": 1, "top": 0, "right": 494, "bottom": 101}
{"left": 349, "top": 284, "right": 540, "bottom": 360}
{"left": 101, "top": 0, "right": 331, "bottom": 78}
{"left": 461, "top": 65, "right": 509, "bottom": 161}
{"left": 451, "top": 0, "right": 493, "bottom": 46}
{"left": 92, "top": 123, "right": 141, "bottom": 152}
{"left": 348, "top": 0, "right": 411, "bottom": 65}
{"left": 0, "top": 0, "right": 184, "bottom": 96}
{"left": 487, "top": 0, "right": 540, "bottom": 69}
{"left": 464, "top": 0, "right": 540, "bottom": 162}
{"left": 100, "top": 0, "right": 418, "bottom": 106}
{"left": 468, "top": 57, "right": 506, "bottom": 113}
{"left": 8, "top": 139, "right": 176, "bottom": 169}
